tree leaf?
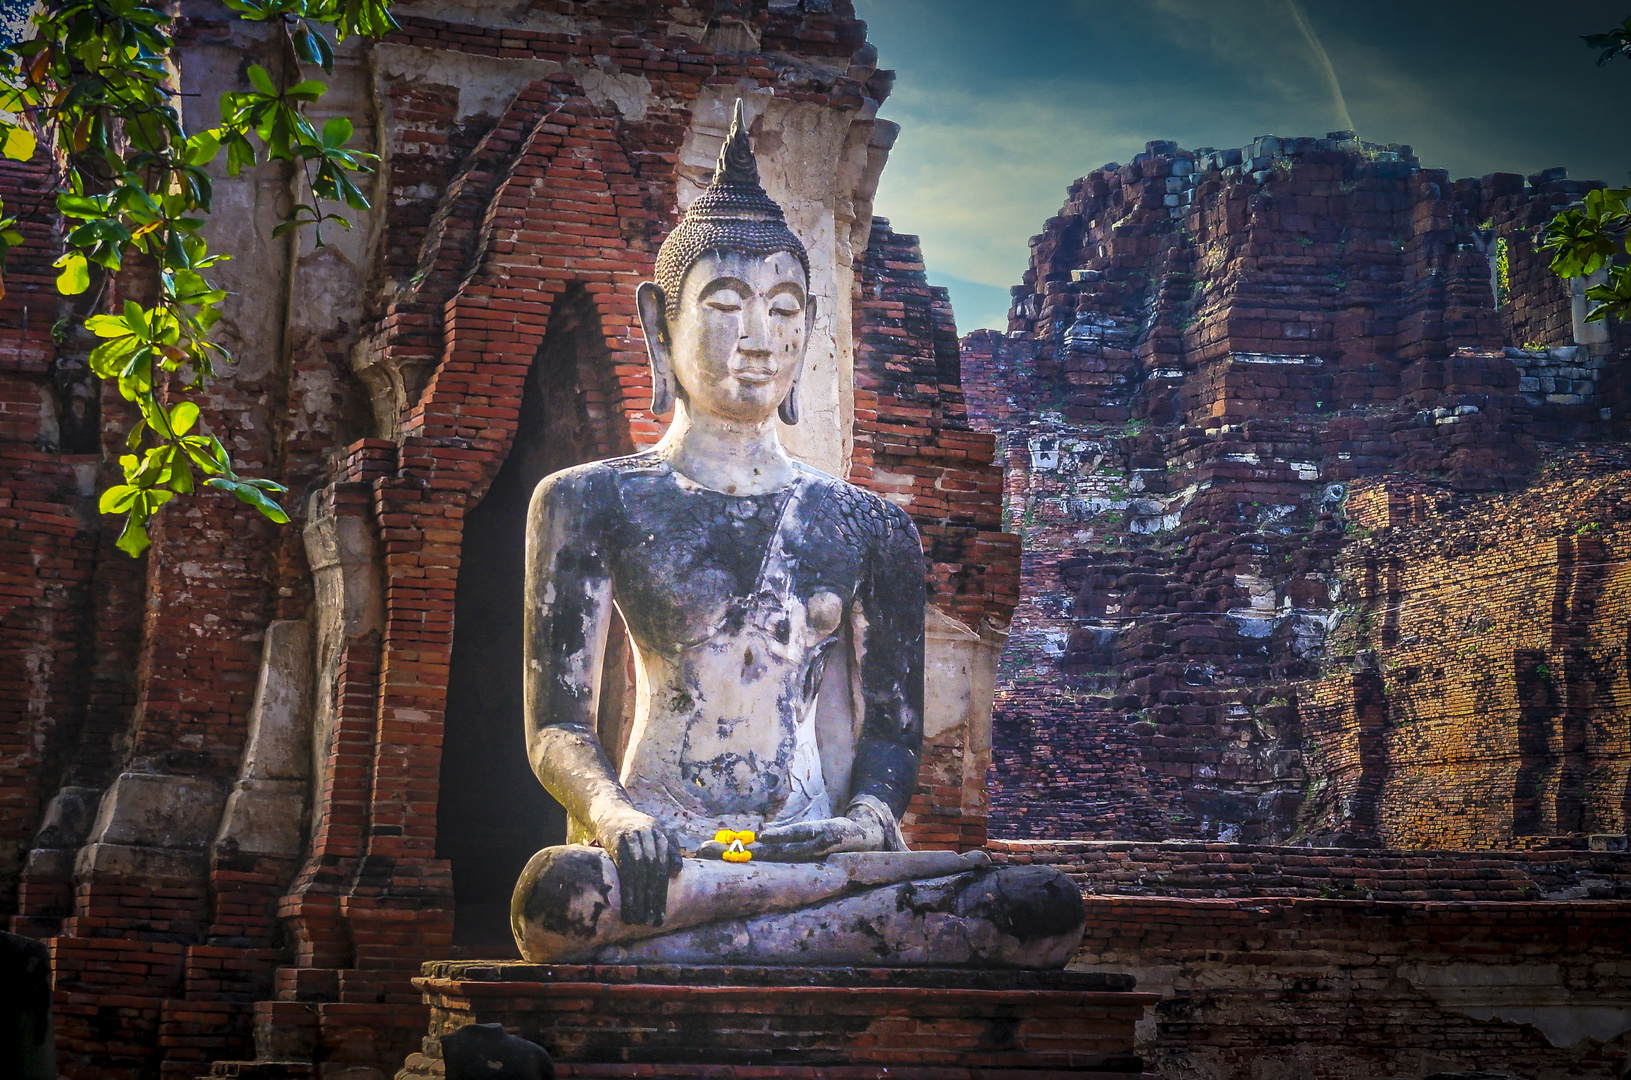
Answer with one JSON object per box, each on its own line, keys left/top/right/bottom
{"left": 224, "top": 129, "right": 257, "bottom": 176}
{"left": 0, "top": 123, "right": 37, "bottom": 161}
{"left": 99, "top": 484, "right": 140, "bottom": 514}
{"left": 247, "top": 63, "right": 278, "bottom": 97}
{"left": 88, "top": 336, "right": 139, "bottom": 378}
{"left": 285, "top": 78, "right": 328, "bottom": 102}
{"left": 207, "top": 476, "right": 291, "bottom": 523}
{"left": 168, "top": 400, "right": 200, "bottom": 435}
{"left": 53, "top": 251, "right": 90, "bottom": 294}
{"left": 321, "top": 115, "right": 353, "bottom": 148}
{"left": 169, "top": 455, "right": 195, "bottom": 494}
{"left": 115, "top": 514, "right": 151, "bottom": 557}
{"left": 85, "top": 313, "right": 135, "bottom": 338}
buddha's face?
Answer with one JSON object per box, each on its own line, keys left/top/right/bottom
{"left": 666, "top": 249, "right": 808, "bottom": 424}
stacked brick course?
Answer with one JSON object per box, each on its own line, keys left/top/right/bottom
{"left": 851, "top": 219, "right": 1020, "bottom": 854}
{"left": 399, "top": 963, "right": 1151, "bottom": 1076}
{"left": 971, "top": 133, "right": 1631, "bottom": 850}
{"left": 851, "top": 218, "right": 1019, "bottom": 632}
{"left": 1075, "top": 894, "right": 1631, "bottom": 1080}
{"left": 1303, "top": 451, "right": 1631, "bottom": 848}
{"left": 990, "top": 838, "right": 1631, "bottom": 900}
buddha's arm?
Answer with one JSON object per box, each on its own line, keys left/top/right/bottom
{"left": 524, "top": 469, "right": 681, "bottom": 925}
{"left": 847, "top": 502, "right": 927, "bottom": 820}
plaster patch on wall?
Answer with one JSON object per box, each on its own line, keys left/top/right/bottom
{"left": 1402, "top": 962, "right": 1631, "bottom": 1049}
{"left": 373, "top": 43, "right": 563, "bottom": 122}
{"left": 1456, "top": 1006, "right": 1631, "bottom": 1050}
{"left": 566, "top": 61, "right": 654, "bottom": 121}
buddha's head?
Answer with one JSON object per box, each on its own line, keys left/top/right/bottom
{"left": 637, "top": 101, "right": 813, "bottom": 426}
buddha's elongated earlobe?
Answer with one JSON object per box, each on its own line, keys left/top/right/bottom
{"left": 636, "top": 281, "right": 676, "bottom": 416}
{"left": 778, "top": 377, "right": 800, "bottom": 425}
{"left": 779, "top": 295, "right": 816, "bottom": 425}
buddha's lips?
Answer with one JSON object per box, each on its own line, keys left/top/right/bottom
{"left": 732, "top": 368, "right": 777, "bottom": 385}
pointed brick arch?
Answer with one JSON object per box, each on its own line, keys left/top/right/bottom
{"left": 284, "top": 92, "right": 675, "bottom": 990}
{"left": 401, "top": 90, "right": 668, "bottom": 478}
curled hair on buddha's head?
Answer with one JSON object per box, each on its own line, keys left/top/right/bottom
{"left": 652, "top": 99, "right": 811, "bottom": 323}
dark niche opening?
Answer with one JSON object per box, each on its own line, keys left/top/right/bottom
{"left": 438, "top": 283, "right": 632, "bottom": 952}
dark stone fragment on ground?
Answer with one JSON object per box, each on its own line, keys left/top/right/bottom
{"left": 0, "top": 930, "right": 53, "bottom": 1080}
{"left": 442, "top": 1022, "right": 555, "bottom": 1080}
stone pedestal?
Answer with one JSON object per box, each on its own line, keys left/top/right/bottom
{"left": 396, "top": 962, "right": 1155, "bottom": 1078}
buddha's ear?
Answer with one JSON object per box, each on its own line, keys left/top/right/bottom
{"left": 779, "top": 294, "right": 816, "bottom": 426}
{"left": 636, "top": 282, "right": 676, "bottom": 417}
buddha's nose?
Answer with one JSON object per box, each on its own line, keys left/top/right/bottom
{"left": 737, "top": 300, "right": 771, "bottom": 357}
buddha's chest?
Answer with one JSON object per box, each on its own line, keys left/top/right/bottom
{"left": 603, "top": 478, "right": 864, "bottom": 654}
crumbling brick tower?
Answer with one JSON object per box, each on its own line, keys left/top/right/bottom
{"left": 0, "top": 3, "right": 1017, "bottom": 1077}
{"left": 970, "top": 134, "right": 1631, "bottom": 848}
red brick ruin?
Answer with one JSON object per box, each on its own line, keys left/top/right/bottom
{"left": 0, "top": 4, "right": 1627, "bottom": 1079}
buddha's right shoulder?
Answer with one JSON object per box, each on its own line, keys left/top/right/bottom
{"left": 529, "top": 453, "right": 667, "bottom": 509}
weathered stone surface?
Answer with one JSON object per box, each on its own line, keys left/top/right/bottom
{"left": 440, "top": 1022, "right": 553, "bottom": 1080}
{"left": 399, "top": 961, "right": 1151, "bottom": 1076}
{"left": 215, "top": 621, "right": 315, "bottom": 860}
{"left": 82, "top": 772, "right": 227, "bottom": 852}
{"left": 968, "top": 136, "right": 1631, "bottom": 850}
{"left": 512, "top": 846, "right": 1079, "bottom": 967}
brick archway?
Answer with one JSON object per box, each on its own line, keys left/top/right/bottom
{"left": 284, "top": 91, "right": 673, "bottom": 998}
{"left": 437, "top": 281, "right": 633, "bottom": 951}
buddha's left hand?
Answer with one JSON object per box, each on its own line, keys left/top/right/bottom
{"left": 755, "top": 812, "right": 885, "bottom": 862}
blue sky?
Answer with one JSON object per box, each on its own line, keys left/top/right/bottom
{"left": 855, "top": 0, "right": 1631, "bottom": 332}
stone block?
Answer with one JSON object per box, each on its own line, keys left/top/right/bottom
{"left": 401, "top": 963, "right": 1151, "bottom": 1076}
{"left": 214, "top": 778, "right": 309, "bottom": 859}
{"left": 29, "top": 785, "right": 102, "bottom": 848}
{"left": 84, "top": 772, "right": 226, "bottom": 851}
{"left": 73, "top": 841, "right": 208, "bottom": 882}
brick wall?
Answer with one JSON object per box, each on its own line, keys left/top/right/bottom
{"left": 990, "top": 838, "right": 1631, "bottom": 900}
{"left": 1302, "top": 452, "right": 1631, "bottom": 847}
{"left": 851, "top": 217, "right": 1019, "bottom": 632}
{"left": 851, "top": 218, "right": 1019, "bottom": 853}
{"left": 971, "top": 134, "right": 1631, "bottom": 848}
{"left": 1074, "top": 894, "right": 1631, "bottom": 1080}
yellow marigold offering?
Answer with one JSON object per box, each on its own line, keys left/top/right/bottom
{"left": 714, "top": 828, "right": 755, "bottom": 862}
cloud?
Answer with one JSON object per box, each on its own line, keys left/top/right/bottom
{"left": 1285, "top": 0, "right": 1355, "bottom": 132}
{"left": 858, "top": 0, "right": 1631, "bottom": 330}
{"left": 869, "top": 2, "right": 1357, "bottom": 321}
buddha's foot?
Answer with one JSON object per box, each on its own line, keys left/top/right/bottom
{"left": 594, "top": 864, "right": 1085, "bottom": 968}
{"left": 511, "top": 844, "right": 1084, "bottom": 968}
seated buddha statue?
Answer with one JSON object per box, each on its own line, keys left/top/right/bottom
{"left": 512, "top": 102, "right": 1084, "bottom": 968}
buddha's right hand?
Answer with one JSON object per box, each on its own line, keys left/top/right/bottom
{"left": 597, "top": 807, "right": 683, "bottom": 927}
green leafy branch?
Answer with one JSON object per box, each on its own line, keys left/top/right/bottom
{"left": 1541, "top": 186, "right": 1631, "bottom": 323}
{"left": 1541, "top": 17, "right": 1631, "bottom": 328}
{"left": 0, "top": 0, "right": 396, "bottom": 555}
{"left": 1583, "top": 17, "right": 1631, "bottom": 65}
